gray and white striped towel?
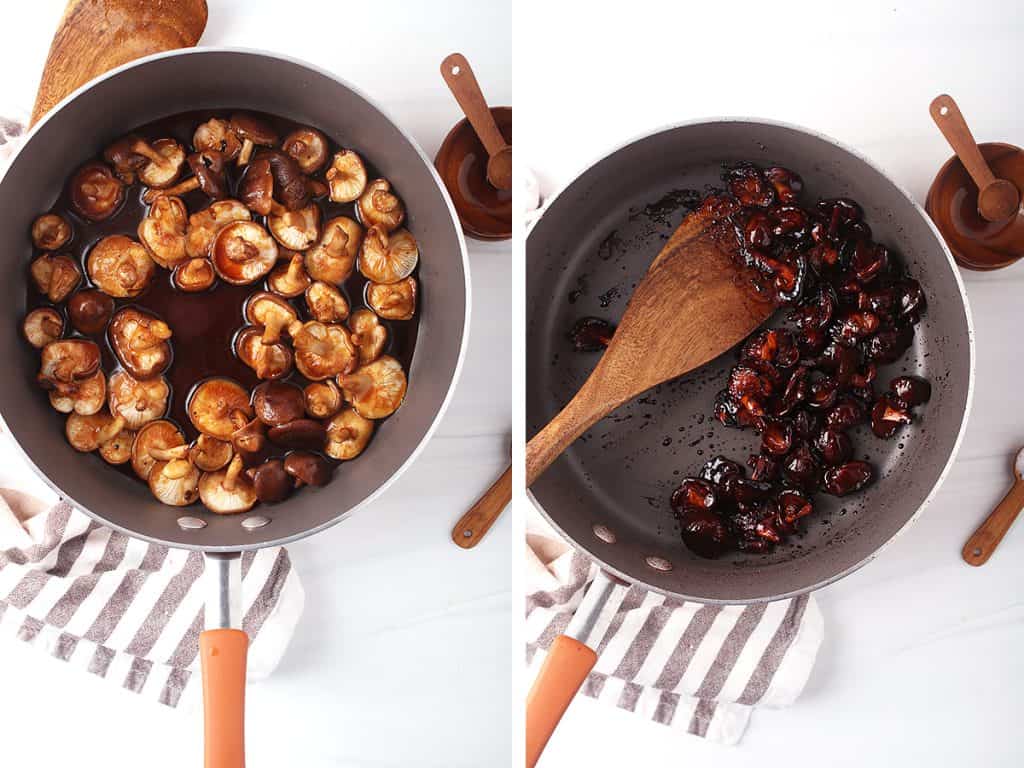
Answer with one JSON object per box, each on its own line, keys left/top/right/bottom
{"left": 526, "top": 509, "right": 823, "bottom": 745}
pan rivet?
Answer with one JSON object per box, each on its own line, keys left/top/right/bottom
{"left": 592, "top": 523, "right": 617, "bottom": 544}
{"left": 177, "top": 516, "right": 206, "bottom": 531}
{"left": 645, "top": 555, "right": 673, "bottom": 572}
{"left": 241, "top": 515, "right": 270, "bottom": 531}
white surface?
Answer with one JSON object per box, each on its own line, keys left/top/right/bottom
{"left": 0, "top": 2, "right": 514, "bottom": 767}
{"left": 521, "top": 1, "right": 1023, "bottom": 766}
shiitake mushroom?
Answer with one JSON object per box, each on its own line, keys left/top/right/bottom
{"left": 87, "top": 236, "right": 155, "bottom": 298}
{"left": 22, "top": 308, "right": 64, "bottom": 348}
{"left": 69, "top": 162, "right": 124, "bottom": 221}
{"left": 30, "top": 253, "right": 81, "bottom": 303}
{"left": 366, "top": 277, "right": 417, "bottom": 320}
{"left": 108, "top": 308, "right": 172, "bottom": 380}
{"left": 282, "top": 127, "right": 329, "bottom": 174}
{"left": 31, "top": 213, "right": 72, "bottom": 251}
{"left": 211, "top": 221, "right": 278, "bottom": 285}
{"left": 325, "top": 149, "right": 367, "bottom": 203}
{"left": 305, "top": 217, "right": 362, "bottom": 284}
{"left": 337, "top": 355, "right": 407, "bottom": 419}
{"left": 357, "top": 179, "right": 405, "bottom": 232}
{"left": 67, "top": 289, "right": 115, "bottom": 335}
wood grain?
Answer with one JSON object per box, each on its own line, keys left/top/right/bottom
{"left": 451, "top": 464, "right": 512, "bottom": 549}
{"left": 962, "top": 477, "right": 1024, "bottom": 566}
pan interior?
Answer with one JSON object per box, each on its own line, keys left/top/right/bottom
{"left": 527, "top": 121, "right": 971, "bottom": 602}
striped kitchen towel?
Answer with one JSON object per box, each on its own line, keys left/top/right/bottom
{"left": 526, "top": 509, "right": 823, "bottom": 745}
{"left": 0, "top": 489, "right": 304, "bottom": 708}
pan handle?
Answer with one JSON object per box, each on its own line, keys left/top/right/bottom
{"left": 200, "top": 628, "right": 249, "bottom": 768}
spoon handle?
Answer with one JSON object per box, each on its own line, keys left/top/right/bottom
{"left": 930, "top": 94, "right": 998, "bottom": 191}
{"left": 441, "top": 52, "right": 507, "bottom": 158}
{"left": 962, "top": 478, "right": 1024, "bottom": 566}
{"left": 451, "top": 465, "right": 512, "bottom": 549}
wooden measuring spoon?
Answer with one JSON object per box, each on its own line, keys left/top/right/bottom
{"left": 451, "top": 465, "right": 512, "bottom": 548}
{"left": 440, "top": 53, "right": 512, "bottom": 191}
{"left": 962, "top": 447, "right": 1024, "bottom": 566}
{"left": 526, "top": 209, "right": 774, "bottom": 486}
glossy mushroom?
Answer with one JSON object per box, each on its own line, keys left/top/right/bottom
{"left": 87, "top": 236, "right": 155, "bottom": 298}
{"left": 185, "top": 199, "right": 251, "bottom": 259}
{"left": 199, "top": 456, "right": 257, "bottom": 514}
{"left": 358, "top": 227, "right": 419, "bottom": 284}
{"left": 38, "top": 339, "right": 101, "bottom": 389}
{"left": 267, "top": 252, "right": 311, "bottom": 298}
{"left": 338, "top": 355, "right": 407, "bottom": 419}
{"left": 292, "top": 321, "right": 358, "bottom": 380}
{"left": 138, "top": 195, "right": 188, "bottom": 268}
{"left": 305, "top": 281, "right": 350, "bottom": 323}
{"left": 173, "top": 258, "right": 217, "bottom": 292}
{"left": 108, "top": 308, "right": 172, "bottom": 380}
{"left": 149, "top": 459, "right": 200, "bottom": 507}
{"left": 324, "top": 407, "right": 374, "bottom": 459}
{"left": 131, "top": 419, "right": 186, "bottom": 480}
{"left": 234, "top": 327, "right": 294, "bottom": 380}
{"left": 190, "top": 434, "right": 233, "bottom": 472}
{"left": 348, "top": 309, "right": 387, "bottom": 366}
{"left": 230, "top": 113, "right": 279, "bottom": 166}
{"left": 239, "top": 151, "right": 309, "bottom": 215}
{"left": 193, "top": 118, "right": 242, "bottom": 161}
{"left": 31, "top": 213, "right": 72, "bottom": 251}
{"left": 268, "top": 203, "right": 321, "bottom": 251}
{"left": 304, "top": 380, "right": 343, "bottom": 419}
{"left": 245, "top": 292, "right": 298, "bottom": 345}
{"left": 283, "top": 451, "right": 333, "bottom": 487}
{"left": 211, "top": 221, "right": 279, "bottom": 285}
{"left": 305, "top": 216, "right": 362, "bottom": 284}
{"left": 104, "top": 135, "right": 185, "bottom": 188}
{"left": 67, "top": 289, "right": 115, "bottom": 335}
{"left": 267, "top": 419, "right": 326, "bottom": 451}
{"left": 65, "top": 410, "right": 126, "bottom": 453}
{"left": 107, "top": 370, "right": 169, "bottom": 429}
{"left": 230, "top": 416, "right": 267, "bottom": 460}
{"left": 357, "top": 178, "right": 405, "bottom": 232}
{"left": 98, "top": 426, "right": 135, "bottom": 465}
{"left": 188, "top": 378, "right": 253, "bottom": 440}
{"left": 366, "top": 276, "right": 417, "bottom": 320}
{"left": 30, "top": 253, "right": 81, "bottom": 303}
{"left": 282, "top": 127, "right": 329, "bottom": 174}
{"left": 69, "top": 162, "right": 125, "bottom": 221}
{"left": 246, "top": 459, "right": 292, "bottom": 503}
{"left": 325, "top": 149, "right": 367, "bottom": 203}
{"left": 144, "top": 150, "right": 228, "bottom": 202}
{"left": 252, "top": 381, "right": 306, "bottom": 427}
{"left": 23, "top": 308, "right": 64, "bottom": 348}
{"left": 49, "top": 369, "right": 106, "bottom": 415}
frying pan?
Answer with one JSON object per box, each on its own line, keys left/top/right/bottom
{"left": 0, "top": 49, "right": 469, "bottom": 766}
{"left": 525, "top": 119, "right": 973, "bottom": 763}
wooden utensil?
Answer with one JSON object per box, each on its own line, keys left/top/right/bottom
{"left": 440, "top": 53, "right": 512, "bottom": 191}
{"left": 526, "top": 212, "right": 774, "bottom": 486}
{"left": 30, "top": 0, "right": 207, "bottom": 126}
{"left": 451, "top": 465, "right": 512, "bottom": 548}
{"left": 962, "top": 447, "right": 1024, "bottom": 566}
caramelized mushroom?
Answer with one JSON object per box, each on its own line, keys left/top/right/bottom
{"left": 49, "top": 369, "right": 106, "bottom": 415}
{"left": 65, "top": 411, "right": 126, "bottom": 453}
{"left": 304, "top": 380, "right": 343, "bottom": 419}
{"left": 234, "top": 327, "right": 294, "bottom": 380}
{"left": 338, "top": 356, "right": 407, "bottom": 419}
{"left": 199, "top": 456, "right": 258, "bottom": 513}
{"left": 268, "top": 203, "right": 321, "bottom": 251}
{"left": 326, "top": 149, "right": 367, "bottom": 203}
{"left": 173, "top": 258, "right": 217, "bottom": 292}
{"left": 185, "top": 199, "right": 251, "bottom": 259}
{"left": 230, "top": 113, "right": 279, "bottom": 166}
{"left": 305, "top": 216, "right": 362, "bottom": 284}
{"left": 138, "top": 195, "right": 188, "bottom": 268}
{"left": 193, "top": 118, "right": 242, "bottom": 161}
{"left": 30, "top": 253, "right": 81, "bottom": 303}
{"left": 98, "top": 426, "right": 135, "bottom": 465}
{"left": 292, "top": 321, "right": 358, "bottom": 380}
{"left": 252, "top": 381, "right": 306, "bottom": 426}
{"left": 144, "top": 150, "right": 228, "bottom": 202}
{"left": 246, "top": 459, "right": 292, "bottom": 503}
{"left": 211, "top": 221, "right": 278, "bottom": 285}
{"left": 38, "top": 339, "right": 101, "bottom": 389}
{"left": 367, "top": 276, "right": 416, "bottom": 320}
{"left": 230, "top": 416, "right": 267, "bottom": 459}
{"left": 282, "top": 127, "right": 329, "bottom": 174}
{"left": 67, "top": 289, "right": 115, "bottom": 335}
{"left": 357, "top": 178, "right": 405, "bottom": 232}
{"left": 105, "top": 136, "right": 185, "bottom": 188}
{"left": 150, "top": 459, "right": 200, "bottom": 507}
{"left": 190, "top": 434, "right": 233, "bottom": 472}
{"left": 239, "top": 151, "right": 309, "bottom": 215}
{"left": 267, "top": 252, "right": 311, "bottom": 298}
{"left": 69, "top": 162, "right": 125, "bottom": 221}
{"left": 324, "top": 407, "right": 374, "bottom": 459}
{"left": 245, "top": 292, "right": 298, "bottom": 345}
{"left": 283, "top": 451, "right": 333, "bottom": 486}
{"left": 348, "top": 309, "right": 387, "bottom": 365}
{"left": 23, "top": 308, "right": 64, "bottom": 348}
{"left": 359, "top": 227, "right": 419, "bottom": 284}
{"left": 108, "top": 308, "right": 172, "bottom": 380}
{"left": 87, "top": 236, "right": 155, "bottom": 297}
{"left": 31, "top": 213, "right": 72, "bottom": 251}
{"left": 267, "top": 419, "right": 326, "bottom": 451}
{"left": 188, "top": 378, "right": 253, "bottom": 439}
{"left": 107, "top": 370, "right": 169, "bottom": 429}
{"left": 131, "top": 420, "right": 185, "bottom": 480}
{"left": 305, "top": 281, "right": 350, "bottom": 323}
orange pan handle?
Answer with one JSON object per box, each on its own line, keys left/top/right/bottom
{"left": 526, "top": 634, "right": 598, "bottom": 767}
{"left": 200, "top": 628, "right": 249, "bottom": 768}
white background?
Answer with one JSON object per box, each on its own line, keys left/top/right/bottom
{"left": 521, "top": 1, "right": 1023, "bottom": 766}
{"left": 0, "top": 1, "right": 515, "bottom": 767}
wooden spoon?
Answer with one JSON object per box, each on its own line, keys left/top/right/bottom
{"left": 962, "top": 447, "right": 1024, "bottom": 566}
{"left": 440, "top": 53, "right": 512, "bottom": 191}
{"left": 451, "top": 465, "right": 512, "bottom": 548}
{"left": 526, "top": 209, "right": 774, "bottom": 486}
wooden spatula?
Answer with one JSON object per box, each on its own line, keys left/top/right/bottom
{"left": 526, "top": 210, "right": 775, "bottom": 486}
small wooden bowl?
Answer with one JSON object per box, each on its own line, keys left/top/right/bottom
{"left": 435, "top": 106, "right": 512, "bottom": 241}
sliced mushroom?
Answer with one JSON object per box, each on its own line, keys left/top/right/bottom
{"left": 67, "top": 289, "right": 115, "bottom": 335}
{"left": 30, "top": 253, "right": 81, "bottom": 303}
{"left": 200, "top": 456, "right": 257, "bottom": 514}
{"left": 23, "top": 308, "right": 64, "bottom": 348}
{"left": 245, "top": 292, "right": 298, "bottom": 345}
{"left": 267, "top": 252, "right": 311, "bottom": 298}
{"left": 144, "top": 150, "right": 227, "bottom": 202}
{"left": 31, "top": 213, "right": 72, "bottom": 251}
{"left": 304, "top": 380, "right": 343, "bottom": 419}
{"left": 98, "top": 426, "right": 134, "bottom": 465}
{"left": 234, "top": 326, "right": 294, "bottom": 380}
{"left": 150, "top": 458, "right": 200, "bottom": 507}
{"left": 282, "top": 127, "right": 329, "bottom": 174}
{"left": 267, "top": 419, "right": 326, "bottom": 451}
{"left": 173, "top": 258, "right": 217, "bottom": 292}
{"left": 325, "top": 407, "right": 374, "bottom": 459}
{"left": 211, "top": 221, "right": 279, "bottom": 285}
{"left": 49, "top": 369, "right": 106, "bottom": 415}
{"left": 283, "top": 451, "right": 333, "bottom": 486}
{"left": 326, "top": 149, "right": 367, "bottom": 203}
{"left": 87, "top": 235, "right": 156, "bottom": 298}
{"left": 69, "top": 162, "right": 125, "bottom": 221}
{"left": 338, "top": 356, "right": 407, "bottom": 419}
{"left": 190, "top": 434, "right": 233, "bottom": 472}
{"left": 358, "top": 226, "right": 419, "bottom": 284}
{"left": 292, "top": 321, "right": 358, "bottom": 380}
{"left": 193, "top": 118, "right": 242, "bottom": 161}
{"left": 304, "top": 216, "right": 362, "bottom": 284}
{"left": 357, "top": 178, "right": 405, "bottom": 232}
{"left": 38, "top": 339, "right": 101, "bottom": 389}
{"left": 65, "top": 410, "right": 126, "bottom": 453}
{"left": 367, "top": 276, "right": 417, "bottom": 320}
{"left": 107, "top": 370, "right": 169, "bottom": 429}
{"left": 108, "top": 308, "right": 172, "bottom": 380}
{"left": 185, "top": 199, "right": 251, "bottom": 259}
{"left": 305, "top": 281, "right": 350, "bottom": 323}
{"left": 188, "top": 378, "right": 253, "bottom": 439}
{"left": 268, "top": 203, "right": 321, "bottom": 251}
{"left": 246, "top": 459, "right": 292, "bottom": 503}
{"left": 131, "top": 420, "right": 186, "bottom": 480}
{"left": 230, "top": 113, "right": 279, "bottom": 166}
{"left": 348, "top": 309, "right": 388, "bottom": 366}
{"left": 252, "top": 381, "right": 306, "bottom": 426}
{"left": 138, "top": 195, "right": 188, "bottom": 268}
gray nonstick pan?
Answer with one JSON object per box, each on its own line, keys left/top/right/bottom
{"left": 0, "top": 49, "right": 469, "bottom": 765}
{"left": 525, "top": 119, "right": 973, "bottom": 764}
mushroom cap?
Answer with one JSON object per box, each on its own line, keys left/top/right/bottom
{"left": 199, "top": 456, "right": 257, "bottom": 514}
{"left": 357, "top": 178, "right": 405, "bottom": 232}
{"left": 326, "top": 149, "right": 367, "bottom": 203}
{"left": 49, "top": 369, "right": 106, "bottom": 415}
{"left": 252, "top": 381, "right": 306, "bottom": 426}
{"left": 292, "top": 321, "right": 358, "bottom": 380}
{"left": 108, "top": 370, "right": 169, "bottom": 429}
{"left": 304, "top": 380, "right": 343, "bottom": 419}
{"left": 173, "top": 258, "right": 217, "bottom": 292}
{"left": 30, "top": 253, "right": 81, "bottom": 303}
{"left": 87, "top": 235, "right": 156, "bottom": 298}
{"left": 265, "top": 150, "right": 311, "bottom": 210}
{"left": 31, "top": 213, "right": 72, "bottom": 251}
{"left": 65, "top": 410, "right": 123, "bottom": 452}
{"left": 149, "top": 459, "right": 200, "bottom": 507}
{"left": 187, "top": 150, "right": 228, "bottom": 199}
{"left": 239, "top": 156, "right": 275, "bottom": 216}
{"left": 325, "top": 407, "right": 374, "bottom": 459}
{"left": 338, "top": 355, "right": 407, "bottom": 419}
{"left": 283, "top": 451, "right": 333, "bottom": 486}
{"left": 348, "top": 309, "right": 388, "bottom": 366}
{"left": 108, "top": 308, "right": 172, "bottom": 380}
{"left": 67, "top": 289, "right": 115, "bottom": 335}
{"left": 186, "top": 199, "right": 251, "bottom": 259}
{"left": 244, "top": 291, "right": 298, "bottom": 339}
{"left": 268, "top": 203, "right": 321, "bottom": 251}
{"left": 190, "top": 434, "right": 233, "bottom": 472}
{"left": 304, "top": 216, "right": 362, "bottom": 284}
{"left": 230, "top": 416, "right": 267, "bottom": 459}
{"left": 131, "top": 419, "right": 185, "bottom": 480}
{"left": 246, "top": 459, "right": 292, "bottom": 503}
{"left": 193, "top": 118, "right": 242, "bottom": 160}
{"left": 211, "top": 221, "right": 279, "bottom": 285}
{"left": 138, "top": 195, "right": 188, "bottom": 268}
{"left": 366, "top": 276, "right": 417, "bottom": 320}
{"left": 234, "top": 327, "right": 294, "bottom": 380}
{"left": 103, "top": 134, "right": 148, "bottom": 183}
{"left": 305, "top": 281, "right": 350, "bottom": 323}
{"left": 188, "top": 378, "right": 253, "bottom": 439}
{"left": 229, "top": 113, "right": 279, "bottom": 146}
{"left": 267, "top": 419, "right": 326, "bottom": 451}
{"left": 23, "top": 307, "right": 64, "bottom": 348}
{"left": 267, "top": 252, "right": 311, "bottom": 298}
{"left": 70, "top": 162, "right": 125, "bottom": 221}
{"left": 98, "top": 427, "right": 135, "bottom": 465}
{"left": 282, "top": 127, "right": 329, "bottom": 174}
{"left": 138, "top": 138, "right": 186, "bottom": 188}
{"left": 39, "top": 339, "right": 101, "bottom": 388}
{"left": 358, "top": 226, "right": 419, "bottom": 284}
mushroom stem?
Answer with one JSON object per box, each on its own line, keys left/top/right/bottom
{"left": 230, "top": 410, "right": 251, "bottom": 431}
{"left": 372, "top": 189, "right": 400, "bottom": 213}
{"left": 144, "top": 177, "right": 198, "bottom": 203}
{"left": 261, "top": 315, "right": 288, "bottom": 346}
{"left": 223, "top": 456, "right": 243, "bottom": 492}
{"left": 269, "top": 200, "right": 289, "bottom": 218}
{"left": 324, "top": 224, "right": 349, "bottom": 257}
{"left": 41, "top": 317, "right": 63, "bottom": 338}
{"left": 96, "top": 416, "right": 126, "bottom": 445}
{"left": 150, "top": 444, "right": 190, "bottom": 461}
{"left": 130, "top": 139, "right": 170, "bottom": 168}
{"left": 238, "top": 138, "right": 255, "bottom": 166}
